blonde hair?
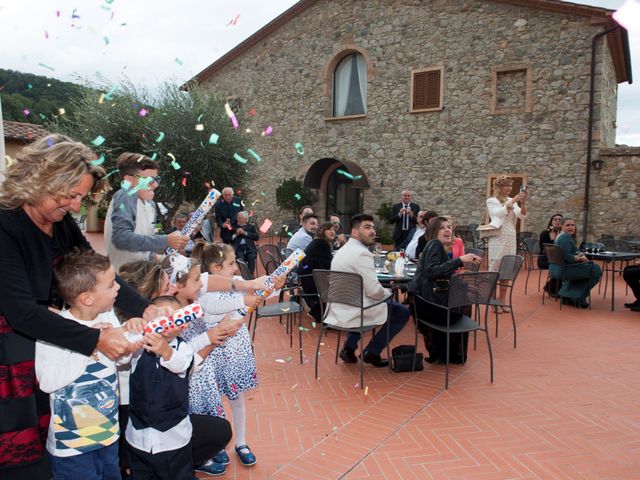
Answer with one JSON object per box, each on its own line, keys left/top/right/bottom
{"left": 492, "top": 175, "right": 513, "bottom": 202}
{"left": 0, "top": 134, "right": 106, "bottom": 210}
{"left": 119, "top": 260, "right": 165, "bottom": 299}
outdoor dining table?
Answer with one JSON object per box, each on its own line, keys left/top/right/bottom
{"left": 626, "top": 240, "right": 640, "bottom": 252}
{"left": 376, "top": 262, "right": 416, "bottom": 301}
{"left": 583, "top": 250, "right": 640, "bottom": 311}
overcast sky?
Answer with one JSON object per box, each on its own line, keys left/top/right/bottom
{"left": 0, "top": 0, "right": 638, "bottom": 145}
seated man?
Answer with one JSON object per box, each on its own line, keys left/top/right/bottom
{"left": 223, "top": 210, "right": 259, "bottom": 274}
{"left": 325, "top": 214, "right": 410, "bottom": 367}
{"left": 287, "top": 213, "right": 319, "bottom": 251}
{"left": 623, "top": 259, "right": 640, "bottom": 312}
{"left": 329, "top": 213, "right": 347, "bottom": 249}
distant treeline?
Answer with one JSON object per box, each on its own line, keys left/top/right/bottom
{"left": 0, "top": 68, "right": 88, "bottom": 125}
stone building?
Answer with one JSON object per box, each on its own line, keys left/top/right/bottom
{"left": 190, "top": 0, "right": 634, "bottom": 240}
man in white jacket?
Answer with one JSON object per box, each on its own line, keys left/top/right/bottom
{"left": 325, "top": 214, "right": 410, "bottom": 367}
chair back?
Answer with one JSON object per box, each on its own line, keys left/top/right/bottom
{"left": 447, "top": 272, "right": 499, "bottom": 309}
{"left": 602, "top": 239, "right": 630, "bottom": 252}
{"left": 312, "top": 270, "right": 363, "bottom": 309}
{"left": 258, "top": 244, "right": 281, "bottom": 274}
{"left": 281, "top": 247, "right": 294, "bottom": 262}
{"left": 497, "top": 255, "right": 524, "bottom": 281}
{"left": 522, "top": 237, "right": 539, "bottom": 254}
{"left": 544, "top": 244, "right": 565, "bottom": 266}
{"left": 236, "top": 259, "right": 254, "bottom": 280}
{"left": 466, "top": 247, "right": 484, "bottom": 258}
{"left": 457, "top": 229, "right": 476, "bottom": 247}
{"left": 465, "top": 261, "right": 480, "bottom": 272}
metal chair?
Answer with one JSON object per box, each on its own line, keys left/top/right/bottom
{"left": 487, "top": 255, "right": 523, "bottom": 347}
{"left": 457, "top": 229, "right": 476, "bottom": 249}
{"left": 413, "top": 272, "right": 499, "bottom": 389}
{"left": 258, "top": 244, "right": 280, "bottom": 274}
{"left": 543, "top": 244, "right": 593, "bottom": 310}
{"left": 468, "top": 223, "right": 480, "bottom": 247}
{"left": 522, "top": 238, "right": 545, "bottom": 294}
{"left": 312, "top": 270, "right": 391, "bottom": 390}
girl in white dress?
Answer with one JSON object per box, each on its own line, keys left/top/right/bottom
{"left": 486, "top": 175, "right": 528, "bottom": 310}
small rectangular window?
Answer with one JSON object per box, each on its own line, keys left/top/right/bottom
{"left": 411, "top": 67, "right": 443, "bottom": 112}
{"left": 491, "top": 65, "right": 532, "bottom": 114}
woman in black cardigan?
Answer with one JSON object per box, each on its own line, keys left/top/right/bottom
{"left": 410, "top": 217, "right": 480, "bottom": 364}
{"left": 298, "top": 222, "right": 336, "bottom": 322}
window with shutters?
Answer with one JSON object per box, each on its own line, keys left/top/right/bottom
{"left": 410, "top": 67, "right": 443, "bottom": 113}
{"left": 491, "top": 64, "right": 533, "bottom": 114}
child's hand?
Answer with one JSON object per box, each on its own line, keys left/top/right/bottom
{"left": 142, "top": 305, "right": 174, "bottom": 323}
{"left": 272, "top": 275, "right": 286, "bottom": 290}
{"left": 218, "top": 314, "right": 243, "bottom": 337}
{"left": 143, "top": 333, "right": 173, "bottom": 361}
{"left": 243, "top": 294, "right": 262, "bottom": 309}
{"left": 206, "top": 326, "right": 228, "bottom": 346}
{"left": 124, "top": 317, "right": 147, "bottom": 334}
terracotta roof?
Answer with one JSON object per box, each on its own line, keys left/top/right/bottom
{"left": 188, "top": 0, "right": 632, "bottom": 87}
{"left": 2, "top": 120, "right": 49, "bottom": 143}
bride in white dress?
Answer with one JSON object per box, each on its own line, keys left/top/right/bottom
{"left": 486, "top": 175, "right": 528, "bottom": 311}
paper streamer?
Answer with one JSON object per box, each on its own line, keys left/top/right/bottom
{"left": 247, "top": 149, "right": 261, "bottom": 162}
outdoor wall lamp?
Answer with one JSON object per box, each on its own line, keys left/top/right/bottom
{"left": 591, "top": 158, "right": 604, "bottom": 171}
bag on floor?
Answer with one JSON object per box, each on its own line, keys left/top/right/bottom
{"left": 391, "top": 345, "right": 423, "bottom": 372}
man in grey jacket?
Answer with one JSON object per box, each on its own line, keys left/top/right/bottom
{"left": 104, "top": 153, "right": 188, "bottom": 271}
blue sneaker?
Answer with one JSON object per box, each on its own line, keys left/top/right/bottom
{"left": 235, "top": 445, "right": 257, "bottom": 466}
{"left": 195, "top": 461, "right": 226, "bottom": 476}
{"left": 213, "top": 450, "right": 230, "bottom": 465}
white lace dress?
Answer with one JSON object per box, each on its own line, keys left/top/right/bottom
{"left": 486, "top": 196, "right": 525, "bottom": 272}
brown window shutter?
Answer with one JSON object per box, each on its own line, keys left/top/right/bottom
{"left": 412, "top": 70, "right": 441, "bottom": 110}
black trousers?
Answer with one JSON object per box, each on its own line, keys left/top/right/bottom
{"left": 190, "top": 415, "right": 232, "bottom": 465}
{"left": 236, "top": 245, "right": 257, "bottom": 274}
{"left": 623, "top": 265, "right": 640, "bottom": 301}
{"left": 127, "top": 441, "right": 193, "bottom": 480}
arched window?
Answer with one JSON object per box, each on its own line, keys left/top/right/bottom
{"left": 333, "top": 53, "right": 367, "bottom": 117}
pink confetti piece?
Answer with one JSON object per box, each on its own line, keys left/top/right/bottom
{"left": 353, "top": 382, "right": 360, "bottom": 388}
{"left": 44, "top": 30, "right": 49, "bottom": 39}
{"left": 259, "top": 218, "right": 272, "bottom": 234}
{"left": 22, "top": 108, "right": 30, "bottom": 116}
{"left": 248, "top": 108, "right": 257, "bottom": 116}
{"left": 226, "top": 14, "right": 240, "bottom": 26}
{"left": 261, "top": 126, "right": 273, "bottom": 136}
{"left": 182, "top": 177, "right": 187, "bottom": 187}
{"left": 138, "top": 108, "right": 148, "bottom": 117}
{"left": 224, "top": 103, "right": 239, "bottom": 129}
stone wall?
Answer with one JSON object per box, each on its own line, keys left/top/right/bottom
{"left": 589, "top": 147, "right": 640, "bottom": 239}
{"left": 201, "top": 0, "right": 622, "bottom": 237}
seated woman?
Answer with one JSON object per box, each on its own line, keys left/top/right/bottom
{"left": 298, "top": 222, "right": 335, "bottom": 322}
{"left": 538, "top": 213, "right": 563, "bottom": 295}
{"left": 410, "top": 217, "right": 481, "bottom": 364}
{"left": 551, "top": 218, "right": 602, "bottom": 308}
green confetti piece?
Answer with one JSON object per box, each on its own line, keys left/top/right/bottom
{"left": 247, "top": 148, "right": 261, "bottom": 162}
{"left": 106, "top": 0, "right": 115, "bottom": 4}
{"left": 260, "top": 191, "right": 266, "bottom": 196}
{"left": 103, "top": 84, "right": 119, "bottom": 100}
{"left": 27, "top": 83, "right": 32, "bottom": 89}
{"left": 175, "top": 57, "right": 184, "bottom": 66}
{"left": 150, "top": 153, "right": 157, "bottom": 161}
{"left": 170, "top": 160, "right": 181, "bottom": 170}
{"left": 233, "top": 153, "right": 248, "bottom": 164}
{"left": 119, "top": 203, "right": 125, "bottom": 210}
{"left": 91, "top": 135, "right": 106, "bottom": 146}
{"left": 354, "top": 175, "right": 363, "bottom": 180}
{"left": 294, "top": 193, "right": 301, "bottom": 200}
{"left": 208, "top": 133, "right": 219, "bottom": 144}
{"left": 311, "top": 322, "right": 317, "bottom": 328}
{"left": 104, "top": 169, "right": 119, "bottom": 179}
{"left": 294, "top": 142, "right": 304, "bottom": 155}
{"left": 232, "top": 203, "right": 241, "bottom": 208}
{"left": 91, "top": 154, "right": 105, "bottom": 166}
{"left": 337, "top": 169, "right": 354, "bottom": 180}
{"left": 38, "top": 62, "right": 55, "bottom": 71}
{"left": 39, "top": 113, "right": 47, "bottom": 120}
{"left": 155, "top": 131, "right": 165, "bottom": 142}
{"left": 103, "top": 36, "right": 109, "bottom": 45}
{"left": 197, "top": 114, "right": 204, "bottom": 121}
{"left": 120, "top": 180, "right": 131, "bottom": 191}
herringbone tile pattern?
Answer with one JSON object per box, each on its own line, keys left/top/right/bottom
{"left": 86, "top": 234, "right": 640, "bottom": 479}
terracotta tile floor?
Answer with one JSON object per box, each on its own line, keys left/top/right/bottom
{"left": 87, "top": 234, "right": 640, "bottom": 479}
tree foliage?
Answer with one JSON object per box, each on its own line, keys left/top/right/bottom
{"left": 51, "top": 79, "right": 250, "bottom": 213}
{"left": 0, "top": 68, "right": 87, "bottom": 124}
{"left": 275, "top": 177, "right": 317, "bottom": 218}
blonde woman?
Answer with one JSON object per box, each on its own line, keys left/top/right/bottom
{"left": 486, "top": 175, "right": 528, "bottom": 310}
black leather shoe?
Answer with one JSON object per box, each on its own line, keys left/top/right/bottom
{"left": 338, "top": 346, "right": 357, "bottom": 364}
{"left": 362, "top": 352, "right": 390, "bottom": 368}
{"left": 624, "top": 301, "right": 640, "bottom": 308}
{"left": 631, "top": 305, "right": 640, "bottom": 312}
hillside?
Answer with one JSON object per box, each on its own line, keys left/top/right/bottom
{"left": 0, "top": 68, "right": 87, "bottom": 125}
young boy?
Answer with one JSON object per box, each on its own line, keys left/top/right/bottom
{"left": 35, "top": 250, "right": 129, "bottom": 479}
{"left": 104, "top": 152, "right": 188, "bottom": 271}
{"left": 125, "top": 296, "right": 219, "bottom": 479}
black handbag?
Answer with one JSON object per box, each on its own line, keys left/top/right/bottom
{"left": 391, "top": 345, "right": 423, "bottom": 372}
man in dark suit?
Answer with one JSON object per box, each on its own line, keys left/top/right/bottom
{"left": 215, "top": 187, "right": 244, "bottom": 243}
{"left": 388, "top": 190, "right": 420, "bottom": 249}
{"left": 222, "top": 210, "right": 259, "bottom": 274}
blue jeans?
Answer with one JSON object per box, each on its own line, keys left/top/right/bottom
{"left": 344, "top": 300, "right": 410, "bottom": 355}
{"left": 48, "top": 441, "right": 121, "bottom": 480}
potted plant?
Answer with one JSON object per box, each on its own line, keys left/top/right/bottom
{"left": 374, "top": 202, "right": 394, "bottom": 249}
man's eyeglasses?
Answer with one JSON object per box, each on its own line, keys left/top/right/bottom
{"left": 135, "top": 174, "right": 161, "bottom": 185}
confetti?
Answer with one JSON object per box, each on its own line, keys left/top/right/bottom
{"left": 197, "top": 114, "right": 204, "bottom": 121}
{"left": 247, "top": 148, "right": 261, "bottom": 162}
{"left": 195, "top": 124, "right": 204, "bottom": 131}
{"left": 38, "top": 62, "right": 55, "bottom": 71}
{"left": 294, "top": 193, "right": 301, "bottom": 200}
{"left": 175, "top": 57, "right": 184, "bottom": 66}
{"left": 58, "top": 108, "right": 66, "bottom": 115}
{"left": 298, "top": 326, "right": 309, "bottom": 332}
{"left": 337, "top": 169, "right": 354, "bottom": 180}
{"left": 353, "top": 383, "right": 360, "bottom": 388}
{"left": 39, "top": 113, "right": 47, "bottom": 120}
{"left": 22, "top": 109, "right": 30, "bottom": 116}
{"left": 91, "top": 154, "right": 105, "bottom": 166}
{"left": 44, "top": 31, "right": 49, "bottom": 39}
{"left": 248, "top": 108, "right": 257, "bottom": 116}
{"left": 150, "top": 153, "right": 158, "bottom": 161}
{"left": 260, "top": 191, "right": 266, "bottom": 196}
{"left": 275, "top": 359, "right": 286, "bottom": 364}
{"left": 71, "top": 8, "right": 80, "bottom": 19}
{"left": 251, "top": 199, "right": 261, "bottom": 206}
{"left": 224, "top": 103, "right": 239, "bottom": 129}
{"left": 103, "top": 84, "right": 118, "bottom": 100}
{"left": 155, "top": 131, "right": 165, "bottom": 142}
{"left": 245, "top": 128, "right": 251, "bottom": 133}
{"left": 91, "top": 135, "right": 106, "bottom": 146}
{"left": 103, "top": 36, "right": 109, "bottom": 45}
{"left": 364, "top": 386, "right": 369, "bottom": 396}
{"left": 262, "top": 126, "right": 273, "bottom": 136}
{"left": 182, "top": 177, "right": 187, "bottom": 187}
{"left": 291, "top": 383, "right": 298, "bottom": 390}
{"left": 311, "top": 322, "right": 317, "bottom": 328}
{"left": 259, "top": 219, "right": 272, "bottom": 233}
{"left": 233, "top": 153, "right": 248, "bottom": 164}
{"left": 226, "top": 14, "right": 240, "bottom": 26}
{"left": 280, "top": 306, "right": 291, "bottom": 312}
{"left": 105, "top": 0, "right": 115, "bottom": 4}
{"left": 332, "top": 426, "right": 338, "bottom": 432}
{"left": 104, "top": 169, "right": 119, "bottom": 179}
{"left": 171, "top": 160, "right": 181, "bottom": 170}
{"left": 27, "top": 84, "right": 32, "bottom": 89}
{"left": 294, "top": 142, "right": 304, "bottom": 155}
{"left": 138, "top": 108, "right": 148, "bottom": 117}
{"left": 120, "top": 180, "right": 131, "bottom": 191}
